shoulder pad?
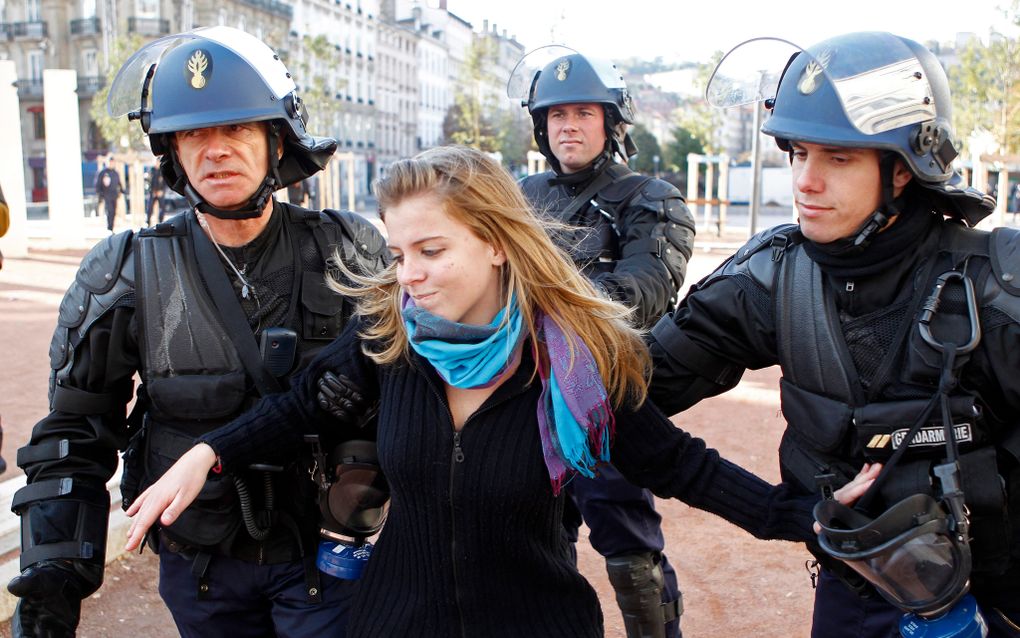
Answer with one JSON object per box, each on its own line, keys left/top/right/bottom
{"left": 698, "top": 223, "right": 800, "bottom": 292}
{"left": 519, "top": 172, "right": 554, "bottom": 202}
{"left": 990, "top": 226, "right": 1020, "bottom": 297}
{"left": 76, "top": 230, "right": 132, "bottom": 294}
{"left": 734, "top": 223, "right": 800, "bottom": 265}
{"left": 637, "top": 178, "right": 684, "bottom": 203}
{"left": 51, "top": 236, "right": 136, "bottom": 370}
{"left": 598, "top": 169, "right": 651, "bottom": 204}
{"left": 319, "top": 209, "right": 387, "bottom": 266}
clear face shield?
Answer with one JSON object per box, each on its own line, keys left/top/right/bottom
{"left": 107, "top": 26, "right": 296, "bottom": 123}
{"left": 815, "top": 494, "right": 972, "bottom": 617}
{"left": 706, "top": 32, "right": 936, "bottom": 136}
{"left": 506, "top": 44, "right": 580, "bottom": 108}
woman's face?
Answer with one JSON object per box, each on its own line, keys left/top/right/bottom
{"left": 386, "top": 192, "right": 507, "bottom": 325}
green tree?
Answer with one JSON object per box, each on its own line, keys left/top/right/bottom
{"left": 293, "top": 35, "right": 345, "bottom": 137}
{"left": 443, "top": 38, "right": 500, "bottom": 151}
{"left": 670, "top": 51, "right": 724, "bottom": 155}
{"left": 628, "top": 123, "right": 661, "bottom": 174}
{"left": 494, "top": 109, "right": 534, "bottom": 172}
{"left": 663, "top": 125, "right": 705, "bottom": 174}
{"left": 89, "top": 35, "right": 146, "bottom": 152}
{"left": 950, "top": 2, "right": 1020, "bottom": 154}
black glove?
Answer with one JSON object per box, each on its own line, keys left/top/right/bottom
{"left": 316, "top": 371, "right": 366, "bottom": 423}
{"left": 8, "top": 560, "right": 102, "bottom": 638}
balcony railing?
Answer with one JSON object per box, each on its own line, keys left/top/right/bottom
{"left": 77, "top": 75, "right": 105, "bottom": 96}
{"left": 12, "top": 21, "right": 48, "bottom": 39}
{"left": 238, "top": 0, "right": 293, "bottom": 19}
{"left": 15, "top": 79, "right": 45, "bottom": 99}
{"left": 0, "top": 23, "right": 10, "bottom": 39}
{"left": 127, "top": 16, "right": 169, "bottom": 36}
{"left": 70, "top": 17, "right": 101, "bottom": 36}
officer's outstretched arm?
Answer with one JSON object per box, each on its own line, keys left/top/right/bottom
{"left": 10, "top": 231, "right": 138, "bottom": 637}
{"left": 593, "top": 190, "right": 695, "bottom": 330}
{"left": 124, "top": 444, "right": 217, "bottom": 551}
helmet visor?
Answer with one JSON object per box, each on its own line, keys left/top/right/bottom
{"left": 707, "top": 32, "right": 936, "bottom": 136}
{"left": 108, "top": 26, "right": 295, "bottom": 119}
{"left": 815, "top": 495, "right": 970, "bottom": 615}
{"left": 507, "top": 45, "right": 579, "bottom": 106}
{"left": 706, "top": 37, "right": 801, "bottom": 108}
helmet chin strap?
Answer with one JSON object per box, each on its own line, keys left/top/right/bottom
{"left": 850, "top": 153, "right": 901, "bottom": 248}
{"left": 177, "top": 124, "right": 284, "bottom": 221}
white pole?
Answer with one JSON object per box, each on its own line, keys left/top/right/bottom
{"left": 0, "top": 61, "right": 29, "bottom": 259}
{"left": 44, "top": 69, "right": 86, "bottom": 247}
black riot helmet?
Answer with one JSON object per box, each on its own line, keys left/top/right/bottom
{"left": 509, "top": 47, "right": 637, "bottom": 174}
{"left": 108, "top": 26, "right": 337, "bottom": 220}
{"left": 707, "top": 32, "right": 995, "bottom": 245}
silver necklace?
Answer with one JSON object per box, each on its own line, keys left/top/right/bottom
{"left": 196, "top": 211, "right": 258, "bottom": 300}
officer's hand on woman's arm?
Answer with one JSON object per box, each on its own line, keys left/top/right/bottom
{"left": 123, "top": 443, "right": 218, "bottom": 551}
{"left": 811, "top": 463, "right": 883, "bottom": 534}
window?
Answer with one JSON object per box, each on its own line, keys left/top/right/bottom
{"left": 80, "top": 0, "right": 96, "bottom": 18}
{"left": 26, "top": 0, "right": 40, "bottom": 21}
{"left": 29, "top": 50, "right": 44, "bottom": 81}
{"left": 82, "top": 49, "right": 98, "bottom": 77}
{"left": 33, "top": 111, "right": 45, "bottom": 139}
{"left": 135, "top": 0, "right": 158, "bottom": 17}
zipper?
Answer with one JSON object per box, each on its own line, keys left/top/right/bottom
{"left": 414, "top": 357, "right": 532, "bottom": 637}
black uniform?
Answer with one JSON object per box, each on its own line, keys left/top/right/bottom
{"left": 520, "top": 163, "right": 694, "bottom": 330}
{"left": 648, "top": 196, "right": 1020, "bottom": 637}
{"left": 14, "top": 202, "right": 386, "bottom": 636}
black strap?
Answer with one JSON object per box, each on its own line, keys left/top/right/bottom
{"left": 11, "top": 478, "right": 107, "bottom": 512}
{"left": 17, "top": 439, "right": 71, "bottom": 466}
{"left": 188, "top": 213, "right": 282, "bottom": 396}
{"left": 51, "top": 384, "right": 116, "bottom": 415}
{"left": 621, "top": 237, "right": 661, "bottom": 259}
{"left": 560, "top": 169, "right": 617, "bottom": 221}
{"left": 20, "top": 541, "right": 95, "bottom": 566}
{"left": 191, "top": 551, "right": 213, "bottom": 600}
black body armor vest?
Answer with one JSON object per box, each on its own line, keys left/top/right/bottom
{"left": 734, "top": 222, "right": 1020, "bottom": 574}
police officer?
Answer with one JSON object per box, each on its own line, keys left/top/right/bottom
{"left": 7, "top": 27, "right": 386, "bottom": 637}
{"left": 94, "top": 157, "right": 125, "bottom": 233}
{"left": 516, "top": 50, "right": 695, "bottom": 638}
{"left": 144, "top": 165, "right": 167, "bottom": 226}
{"left": 648, "top": 32, "right": 1020, "bottom": 636}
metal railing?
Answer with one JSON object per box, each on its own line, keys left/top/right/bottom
{"left": 70, "top": 16, "right": 101, "bottom": 36}
{"left": 237, "top": 0, "right": 294, "bottom": 19}
{"left": 77, "top": 75, "right": 105, "bottom": 95}
{"left": 127, "top": 16, "right": 170, "bottom": 35}
{"left": 11, "top": 21, "right": 48, "bottom": 39}
{"left": 14, "top": 79, "right": 44, "bottom": 98}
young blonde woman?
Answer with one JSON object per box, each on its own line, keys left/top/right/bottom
{"left": 125, "top": 146, "right": 875, "bottom": 637}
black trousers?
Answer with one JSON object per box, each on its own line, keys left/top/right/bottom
{"left": 100, "top": 196, "right": 118, "bottom": 231}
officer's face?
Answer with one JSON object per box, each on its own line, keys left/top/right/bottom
{"left": 791, "top": 142, "right": 912, "bottom": 244}
{"left": 386, "top": 191, "right": 507, "bottom": 326}
{"left": 547, "top": 103, "right": 606, "bottom": 174}
{"left": 173, "top": 123, "right": 274, "bottom": 210}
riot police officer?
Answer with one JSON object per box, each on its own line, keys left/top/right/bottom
{"left": 515, "top": 49, "right": 695, "bottom": 638}
{"left": 649, "top": 32, "right": 1020, "bottom": 636}
{"left": 7, "top": 26, "right": 386, "bottom": 637}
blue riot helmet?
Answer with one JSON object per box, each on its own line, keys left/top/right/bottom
{"left": 108, "top": 26, "right": 338, "bottom": 220}
{"left": 708, "top": 32, "right": 995, "bottom": 243}
{"left": 509, "top": 47, "right": 637, "bottom": 173}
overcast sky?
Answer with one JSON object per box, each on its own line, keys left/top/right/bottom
{"left": 444, "top": 0, "right": 1016, "bottom": 64}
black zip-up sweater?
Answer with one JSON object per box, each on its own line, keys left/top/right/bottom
{"left": 203, "top": 317, "right": 817, "bottom": 637}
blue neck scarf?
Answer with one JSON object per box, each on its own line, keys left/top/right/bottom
{"left": 402, "top": 293, "right": 614, "bottom": 494}
{"left": 403, "top": 293, "right": 524, "bottom": 388}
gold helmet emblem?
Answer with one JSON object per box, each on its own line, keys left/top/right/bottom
{"left": 797, "top": 49, "right": 833, "bottom": 96}
{"left": 187, "top": 50, "right": 209, "bottom": 89}
{"left": 555, "top": 59, "right": 570, "bottom": 81}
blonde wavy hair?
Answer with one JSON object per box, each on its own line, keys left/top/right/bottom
{"left": 328, "top": 145, "right": 650, "bottom": 408}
